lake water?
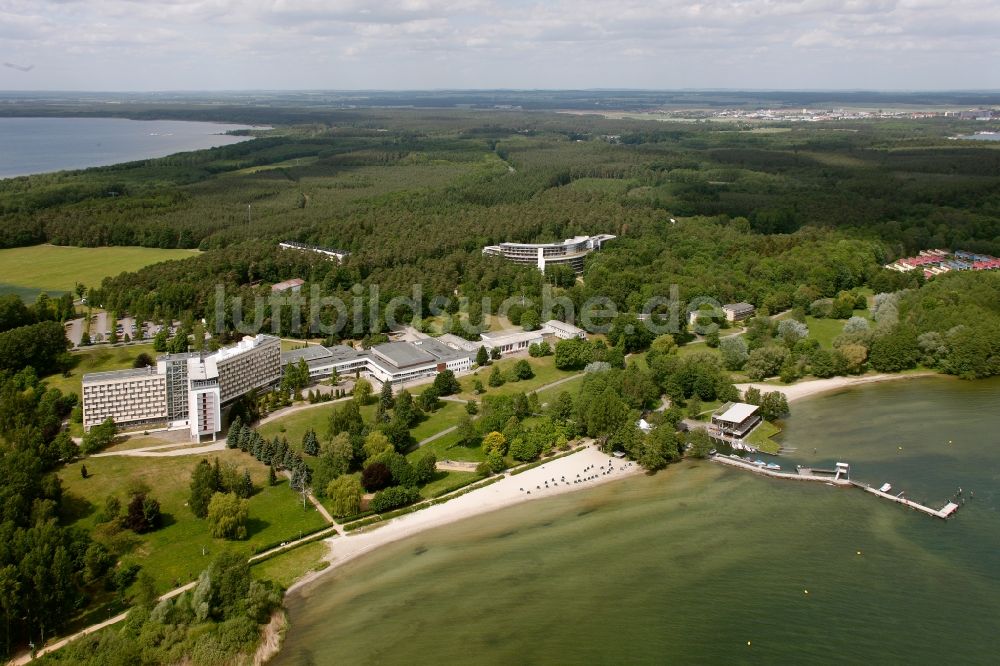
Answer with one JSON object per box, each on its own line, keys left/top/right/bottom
{"left": 276, "top": 376, "right": 1000, "bottom": 664}
{"left": 955, "top": 132, "right": 1000, "bottom": 141}
{"left": 0, "top": 117, "right": 258, "bottom": 178}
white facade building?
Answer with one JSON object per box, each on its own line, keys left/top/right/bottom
{"left": 83, "top": 334, "right": 281, "bottom": 441}
{"left": 482, "top": 234, "right": 615, "bottom": 273}
{"left": 479, "top": 328, "right": 545, "bottom": 356}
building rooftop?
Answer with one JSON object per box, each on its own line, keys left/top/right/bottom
{"left": 83, "top": 366, "right": 162, "bottom": 384}
{"left": 412, "top": 337, "right": 475, "bottom": 363}
{"left": 280, "top": 345, "right": 332, "bottom": 365}
{"left": 723, "top": 302, "right": 755, "bottom": 312}
{"left": 544, "top": 319, "right": 586, "bottom": 335}
{"left": 436, "top": 333, "right": 480, "bottom": 352}
{"left": 371, "top": 341, "right": 435, "bottom": 368}
{"left": 480, "top": 328, "right": 543, "bottom": 344}
{"left": 715, "top": 402, "right": 760, "bottom": 424}
{"left": 210, "top": 334, "right": 280, "bottom": 363}
{"left": 271, "top": 278, "right": 305, "bottom": 293}
{"left": 326, "top": 345, "right": 365, "bottom": 362}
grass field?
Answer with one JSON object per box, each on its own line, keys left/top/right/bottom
{"left": 419, "top": 470, "right": 480, "bottom": 498}
{"left": 456, "top": 356, "right": 574, "bottom": 400}
{"left": 410, "top": 400, "right": 468, "bottom": 442}
{"left": 0, "top": 244, "right": 197, "bottom": 300}
{"left": 251, "top": 540, "right": 330, "bottom": 588}
{"left": 258, "top": 403, "right": 338, "bottom": 449}
{"left": 747, "top": 421, "right": 782, "bottom": 455}
{"left": 805, "top": 309, "right": 870, "bottom": 350}
{"left": 407, "top": 429, "right": 485, "bottom": 463}
{"left": 59, "top": 450, "right": 329, "bottom": 593}
{"left": 43, "top": 342, "right": 157, "bottom": 396}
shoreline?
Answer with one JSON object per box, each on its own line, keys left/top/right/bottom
{"left": 285, "top": 447, "right": 641, "bottom": 598}
{"left": 737, "top": 371, "right": 939, "bottom": 403}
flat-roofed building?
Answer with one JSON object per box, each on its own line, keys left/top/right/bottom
{"left": 482, "top": 234, "right": 615, "bottom": 273}
{"left": 480, "top": 328, "right": 545, "bottom": 356}
{"left": 722, "top": 303, "right": 756, "bottom": 322}
{"left": 543, "top": 319, "right": 587, "bottom": 340}
{"left": 711, "top": 402, "right": 762, "bottom": 438}
{"left": 82, "top": 366, "right": 168, "bottom": 431}
{"left": 271, "top": 278, "right": 305, "bottom": 294}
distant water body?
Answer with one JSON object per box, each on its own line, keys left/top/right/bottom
{"left": 0, "top": 117, "right": 258, "bottom": 178}
{"left": 277, "top": 377, "right": 1000, "bottom": 664}
{"left": 955, "top": 132, "right": 1000, "bottom": 141}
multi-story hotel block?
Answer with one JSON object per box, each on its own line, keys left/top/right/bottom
{"left": 82, "top": 334, "right": 281, "bottom": 441}
{"left": 482, "top": 234, "right": 615, "bottom": 273}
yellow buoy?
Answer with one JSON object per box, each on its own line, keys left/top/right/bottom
{"left": 747, "top": 641, "right": 751, "bottom": 646}
{"left": 804, "top": 589, "right": 809, "bottom": 594}
{"left": 856, "top": 550, "right": 862, "bottom": 556}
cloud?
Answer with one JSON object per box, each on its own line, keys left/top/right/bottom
{"left": 0, "top": 0, "right": 997, "bottom": 89}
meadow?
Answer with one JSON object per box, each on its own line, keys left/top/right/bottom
{"left": 59, "top": 450, "right": 329, "bottom": 593}
{"left": 0, "top": 244, "right": 197, "bottom": 300}
{"left": 44, "top": 342, "right": 157, "bottom": 397}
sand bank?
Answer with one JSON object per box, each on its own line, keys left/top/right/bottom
{"left": 288, "top": 446, "right": 640, "bottom": 595}
{"left": 737, "top": 371, "right": 937, "bottom": 403}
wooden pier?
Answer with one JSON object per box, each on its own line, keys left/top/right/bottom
{"left": 710, "top": 455, "right": 959, "bottom": 520}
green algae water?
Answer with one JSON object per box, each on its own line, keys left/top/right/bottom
{"left": 276, "top": 377, "right": 1000, "bottom": 664}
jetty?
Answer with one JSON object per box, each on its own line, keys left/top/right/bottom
{"left": 711, "top": 454, "right": 959, "bottom": 520}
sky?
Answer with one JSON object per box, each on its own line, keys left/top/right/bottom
{"left": 1, "top": 0, "right": 998, "bottom": 91}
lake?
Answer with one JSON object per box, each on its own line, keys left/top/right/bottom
{"left": 0, "top": 117, "right": 259, "bottom": 178}
{"left": 276, "top": 376, "right": 1000, "bottom": 664}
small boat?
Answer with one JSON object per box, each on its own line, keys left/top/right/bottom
{"left": 708, "top": 449, "right": 717, "bottom": 456}
{"left": 766, "top": 463, "right": 781, "bottom": 471}
{"left": 753, "top": 459, "right": 767, "bottom": 467}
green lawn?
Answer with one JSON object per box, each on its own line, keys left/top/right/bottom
{"left": 418, "top": 470, "right": 480, "bottom": 498}
{"left": 747, "top": 421, "right": 782, "bottom": 455}
{"left": 534, "top": 374, "right": 584, "bottom": 406}
{"left": 43, "top": 343, "right": 157, "bottom": 397}
{"left": 59, "top": 450, "right": 329, "bottom": 593}
{"left": 251, "top": 540, "right": 330, "bottom": 589}
{"left": 806, "top": 309, "right": 870, "bottom": 350}
{"left": 410, "top": 400, "right": 468, "bottom": 442}
{"left": 457, "top": 356, "right": 575, "bottom": 400}
{"left": 258, "top": 403, "right": 338, "bottom": 449}
{"left": 407, "top": 429, "right": 486, "bottom": 463}
{"left": 0, "top": 244, "right": 197, "bottom": 300}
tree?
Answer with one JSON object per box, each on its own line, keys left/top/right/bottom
{"left": 268, "top": 465, "right": 277, "bottom": 486}
{"left": 687, "top": 428, "right": 714, "bottom": 458}
{"left": 207, "top": 492, "right": 249, "bottom": 540}
{"left": 512, "top": 359, "right": 534, "bottom": 380}
{"left": 759, "top": 391, "right": 790, "bottom": 421}
{"left": 123, "top": 493, "right": 161, "bottom": 533}
{"left": 465, "top": 399, "right": 478, "bottom": 415}
{"left": 132, "top": 352, "right": 154, "bottom": 368}
{"left": 719, "top": 335, "right": 749, "bottom": 370}
{"left": 869, "top": 326, "right": 920, "bottom": 373}
{"left": 363, "top": 430, "right": 393, "bottom": 464}
{"left": 687, "top": 396, "right": 703, "bottom": 420}
{"left": 328, "top": 399, "right": 365, "bottom": 439}
{"left": 486, "top": 449, "right": 507, "bottom": 474}
{"left": 80, "top": 464, "right": 88, "bottom": 479}
{"left": 433, "top": 369, "right": 461, "bottom": 396}
{"left": 326, "top": 476, "right": 363, "bottom": 517}
{"left": 370, "top": 486, "right": 421, "bottom": 513}
{"left": 551, "top": 391, "right": 575, "bottom": 423}
{"left": 520, "top": 309, "right": 540, "bottom": 331}
{"left": 379, "top": 381, "right": 395, "bottom": 410}
{"left": 353, "top": 377, "right": 374, "bottom": 405}
{"left": 490, "top": 347, "right": 501, "bottom": 360}
{"left": 188, "top": 458, "right": 219, "bottom": 518}
{"left": 456, "top": 414, "right": 480, "bottom": 447}
{"left": 418, "top": 386, "right": 440, "bottom": 412}
{"left": 236, "top": 469, "right": 254, "bottom": 499}
{"left": 554, "top": 337, "right": 592, "bottom": 370}
{"left": 394, "top": 389, "right": 418, "bottom": 427}
{"left": 361, "top": 462, "right": 392, "bottom": 491}
{"left": 415, "top": 453, "right": 437, "bottom": 484}
{"left": 744, "top": 346, "right": 790, "bottom": 381}
{"left": 476, "top": 345, "right": 490, "bottom": 366}
{"left": 80, "top": 417, "right": 117, "bottom": 454}
{"left": 638, "top": 426, "right": 680, "bottom": 470}
{"left": 777, "top": 319, "right": 809, "bottom": 348}
{"left": 302, "top": 428, "right": 320, "bottom": 456}
{"left": 488, "top": 364, "right": 505, "bottom": 387}
{"left": 481, "top": 431, "right": 507, "bottom": 456}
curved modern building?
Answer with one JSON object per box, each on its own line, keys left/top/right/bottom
{"left": 482, "top": 234, "right": 615, "bottom": 273}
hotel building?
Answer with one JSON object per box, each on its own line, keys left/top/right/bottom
{"left": 82, "top": 334, "right": 282, "bottom": 441}
{"left": 482, "top": 234, "right": 615, "bottom": 273}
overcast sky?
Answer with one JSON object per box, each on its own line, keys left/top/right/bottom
{"left": 1, "top": 0, "right": 998, "bottom": 91}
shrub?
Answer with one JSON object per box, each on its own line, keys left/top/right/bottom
{"left": 370, "top": 486, "right": 421, "bottom": 513}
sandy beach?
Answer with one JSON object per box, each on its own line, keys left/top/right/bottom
{"left": 737, "top": 371, "right": 938, "bottom": 403}
{"left": 288, "top": 446, "right": 640, "bottom": 595}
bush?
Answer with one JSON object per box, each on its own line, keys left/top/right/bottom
{"left": 370, "top": 486, "right": 421, "bottom": 513}
{"left": 361, "top": 462, "right": 393, "bottom": 491}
